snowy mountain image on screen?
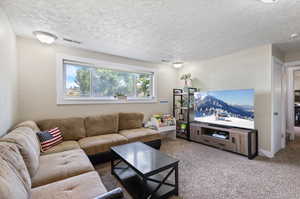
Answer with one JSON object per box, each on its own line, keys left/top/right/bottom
{"left": 194, "top": 89, "right": 254, "bottom": 129}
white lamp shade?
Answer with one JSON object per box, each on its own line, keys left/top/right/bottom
{"left": 33, "top": 31, "right": 57, "bottom": 44}
{"left": 260, "top": 0, "right": 278, "bottom": 3}
{"left": 173, "top": 62, "right": 183, "bottom": 69}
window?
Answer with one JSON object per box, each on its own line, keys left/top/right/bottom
{"left": 57, "top": 55, "right": 157, "bottom": 104}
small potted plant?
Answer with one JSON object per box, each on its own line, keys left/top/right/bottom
{"left": 180, "top": 73, "right": 192, "bottom": 88}
{"left": 114, "top": 92, "right": 127, "bottom": 101}
{"left": 180, "top": 73, "right": 193, "bottom": 92}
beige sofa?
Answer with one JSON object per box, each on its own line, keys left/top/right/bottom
{"left": 0, "top": 126, "right": 119, "bottom": 199}
{"left": 36, "top": 112, "right": 161, "bottom": 163}
{"left": 0, "top": 112, "right": 161, "bottom": 199}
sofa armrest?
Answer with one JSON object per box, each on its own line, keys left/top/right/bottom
{"left": 94, "top": 188, "right": 124, "bottom": 199}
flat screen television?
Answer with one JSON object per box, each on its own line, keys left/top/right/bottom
{"left": 194, "top": 89, "right": 255, "bottom": 130}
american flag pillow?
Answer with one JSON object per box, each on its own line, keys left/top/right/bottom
{"left": 36, "top": 127, "right": 63, "bottom": 152}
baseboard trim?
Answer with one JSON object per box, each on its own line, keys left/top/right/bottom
{"left": 259, "top": 149, "right": 274, "bottom": 158}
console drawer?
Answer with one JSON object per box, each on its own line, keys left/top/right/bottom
{"left": 201, "top": 135, "right": 235, "bottom": 151}
{"left": 224, "top": 142, "right": 237, "bottom": 152}
{"left": 202, "top": 135, "right": 222, "bottom": 147}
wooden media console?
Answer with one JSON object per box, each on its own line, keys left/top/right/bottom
{"left": 190, "top": 122, "right": 258, "bottom": 159}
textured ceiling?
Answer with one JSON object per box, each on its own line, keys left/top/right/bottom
{"left": 1, "top": 0, "right": 300, "bottom": 63}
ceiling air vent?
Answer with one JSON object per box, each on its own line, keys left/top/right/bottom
{"left": 161, "top": 59, "right": 171, "bottom": 63}
{"left": 63, "top": 38, "right": 82, "bottom": 44}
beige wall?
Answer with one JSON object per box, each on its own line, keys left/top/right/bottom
{"left": 0, "top": 9, "right": 18, "bottom": 136}
{"left": 272, "top": 45, "right": 285, "bottom": 62}
{"left": 285, "top": 51, "right": 300, "bottom": 63}
{"left": 294, "top": 72, "right": 300, "bottom": 91}
{"left": 177, "top": 45, "right": 272, "bottom": 151}
{"left": 17, "top": 37, "right": 177, "bottom": 122}
{"left": 15, "top": 32, "right": 275, "bottom": 152}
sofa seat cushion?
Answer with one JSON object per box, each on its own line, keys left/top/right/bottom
{"left": 119, "top": 128, "right": 161, "bottom": 143}
{"left": 37, "top": 117, "right": 86, "bottom": 141}
{"left": 31, "top": 171, "right": 107, "bottom": 199}
{"left": 31, "top": 149, "right": 94, "bottom": 187}
{"left": 41, "top": 141, "right": 81, "bottom": 155}
{"left": 2, "top": 127, "right": 40, "bottom": 177}
{"left": 119, "top": 112, "right": 144, "bottom": 130}
{"left": 79, "top": 134, "right": 128, "bottom": 155}
{"left": 85, "top": 113, "right": 119, "bottom": 136}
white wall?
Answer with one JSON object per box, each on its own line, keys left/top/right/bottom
{"left": 0, "top": 8, "right": 18, "bottom": 136}
{"left": 17, "top": 37, "right": 177, "bottom": 122}
{"left": 177, "top": 45, "right": 272, "bottom": 152}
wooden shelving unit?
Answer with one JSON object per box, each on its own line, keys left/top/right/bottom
{"left": 173, "top": 88, "right": 197, "bottom": 140}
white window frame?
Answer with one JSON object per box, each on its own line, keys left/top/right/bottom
{"left": 56, "top": 54, "right": 158, "bottom": 104}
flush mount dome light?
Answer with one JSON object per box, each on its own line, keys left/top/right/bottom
{"left": 33, "top": 31, "right": 57, "bottom": 44}
{"left": 173, "top": 62, "right": 184, "bottom": 69}
{"left": 290, "top": 33, "right": 300, "bottom": 40}
{"left": 260, "top": 0, "right": 278, "bottom": 3}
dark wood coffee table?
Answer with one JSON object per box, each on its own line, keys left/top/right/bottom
{"left": 111, "top": 142, "right": 179, "bottom": 199}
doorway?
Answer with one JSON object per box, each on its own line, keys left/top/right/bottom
{"left": 286, "top": 62, "right": 300, "bottom": 142}
{"left": 294, "top": 72, "right": 300, "bottom": 130}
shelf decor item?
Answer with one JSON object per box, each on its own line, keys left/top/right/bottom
{"left": 114, "top": 92, "right": 127, "bottom": 101}
{"left": 145, "top": 113, "right": 176, "bottom": 139}
{"left": 173, "top": 87, "right": 197, "bottom": 140}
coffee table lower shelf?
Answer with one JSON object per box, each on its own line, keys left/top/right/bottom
{"left": 112, "top": 162, "right": 177, "bottom": 199}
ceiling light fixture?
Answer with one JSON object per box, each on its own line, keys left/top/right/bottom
{"left": 33, "top": 31, "right": 57, "bottom": 44}
{"left": 260, "top": 0, "right": 278, "bottom": 3}
{"left": 290, "top": 33, "right": 300, "bottom": 40}
{"left": 173, "top": 62, "right": 184, "bottom": 69}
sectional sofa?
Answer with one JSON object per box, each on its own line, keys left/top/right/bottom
{"left": 0, "top": 112, "right": 162, "bottom": 199}
{"left": 36, "top": 112, "right": 162, "bottom": 161}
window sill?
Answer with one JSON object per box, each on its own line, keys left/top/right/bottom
{"left": 57, "top": 98, "right": 158, "bottom": 105}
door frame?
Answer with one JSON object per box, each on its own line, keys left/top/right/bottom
{"left": 271, "top": 56, "right": 286, "bottom": 154}
{"left": 285, "top": 60, "right": 300, "bottom": 141}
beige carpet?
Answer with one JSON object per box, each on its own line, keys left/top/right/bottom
{"left": 95, "top": 137, "right": 300, "bottom": 199}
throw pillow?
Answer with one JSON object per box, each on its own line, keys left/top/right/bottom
{"left": 36, "top": 127, "right": 63, "bottom": 152}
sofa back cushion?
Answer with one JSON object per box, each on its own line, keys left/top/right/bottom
{"left": 85, "top": 113, "right": 119, "bottom": 137}
{"left": 0, "top": 142, "right": 31, "bottom": 192}
{"left": 37, "top": 117, "right": 86, "bottom": 141}
{"left": 0, "top": 156, "right": 30, "bottom": 199}
{"left": 11, "top": 120, "right": 40, "bottom": 133}
{"left": 119, "top": 112, "right": 144, "bottom": 130}
{"left": 2, "top": 127, "right": 40, "bottom": 177}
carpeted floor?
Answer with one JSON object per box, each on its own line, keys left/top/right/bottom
{"left": 95, "top": 137, "right": 300, "bottom": 199}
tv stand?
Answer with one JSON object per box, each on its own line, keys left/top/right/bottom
{"left": 190, "top": 122, "right": 258, "bottom": 159}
